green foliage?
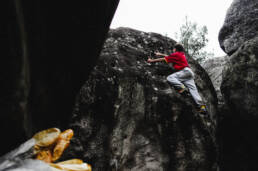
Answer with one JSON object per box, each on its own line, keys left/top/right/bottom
{"left": 175, "top": 16, "right": 214, "bottom": 63}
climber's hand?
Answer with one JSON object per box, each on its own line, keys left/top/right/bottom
{"left": 147, "top": 58, "right": 153, "bottom": 63}
{"left": 154, "top": 52, "right": 163, "bottom": 56}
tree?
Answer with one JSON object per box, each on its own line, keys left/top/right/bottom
{"left": 175, "top": 16, "right": 214, "bottom": 63}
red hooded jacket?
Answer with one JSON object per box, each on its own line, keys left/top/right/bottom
{"left": 164, "top": 52, "right": 189, "bottom": 71}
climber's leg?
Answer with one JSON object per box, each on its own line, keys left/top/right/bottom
{"left": 183, "top": 79, "right": 203, "bottom": 106}
{"left": 182, "top": 69, "right": 207, "bottom": 114}
{"left": 167, "top": 71, "right": 186, "bottom": 93}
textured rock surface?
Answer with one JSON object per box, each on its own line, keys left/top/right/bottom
{"left": 0, "top": 0, "right": 119, "bottom": 155}
{"left": 66, "top": 28, "right": 218, "bottom": 170}
{"left": 219, "top": 0, "right": 258, "bottom": 55}
{"left": 218, "top": 0, "right": 258, "bottom": 170}
{"left": 202, "top": 56, "right": 229, "bottom": 104}
{"left": 219, "top": 38, "right": 258, "bottom": 171}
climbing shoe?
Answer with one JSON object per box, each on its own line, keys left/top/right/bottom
{"left": 198, "top": 105, "right": 207, "bottom": 115}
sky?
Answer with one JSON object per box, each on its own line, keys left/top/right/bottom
{"left": 110, "top": 0, "right": 233, "bottom": 57}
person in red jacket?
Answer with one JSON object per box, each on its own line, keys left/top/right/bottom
{"left": 147, "top": 43, "right": 207, "bottom": 114}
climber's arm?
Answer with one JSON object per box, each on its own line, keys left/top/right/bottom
{"left": 147, "top": 51, "right": 169, "bottom": 63}
{"left": 147, "top": 57, "right": 166, "bottom": 63}
{"left": 155, "top": 52, "right": 168, "bottom": 57}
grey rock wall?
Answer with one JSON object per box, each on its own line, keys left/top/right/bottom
{"left": 218, "top": 0, "right": 258, "bottom": 170}
{"left": 219, "top": 0, "right": 258, "bottom": 55}
{"left": 66, "top": 28, "right": 218, "bottom": 171}
{"left": 0, "top": 0, "right": 119, "bottom": 155}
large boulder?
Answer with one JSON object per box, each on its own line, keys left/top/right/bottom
{"left": 219, "top": 38, "right": 258, "bottom": 171}
{"left": 0, "top": 1, "right": 119, "bottom": 155}
{"left": 66, "top": 27, "right": 218, "bottom": 170}
{"left": 219, "top": 0, "right": 258, "bottom": 55}
{"left": 218, "top": 0, "right": 258, "bottom": 170}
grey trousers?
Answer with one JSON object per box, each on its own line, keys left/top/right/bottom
{"left": 167, "top": 67, "right": 203, "bottom": 106}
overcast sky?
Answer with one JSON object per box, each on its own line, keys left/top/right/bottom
{"left": 111, "top": 0, "right": 233, "bottom": 57}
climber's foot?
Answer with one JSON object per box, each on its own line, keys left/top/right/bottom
{"left": 198, "top": 105, "right": 207, "bottom": 115}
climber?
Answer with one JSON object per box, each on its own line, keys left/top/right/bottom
{"left": 147, "top": 43, "right": 207, "bottom": 114}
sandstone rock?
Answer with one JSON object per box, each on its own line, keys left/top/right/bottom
{"left": 218, "top": 0, "right": 258, "bottom": 170}
{"left": 67, "top": 27, "right": 218, "bottom": 170}
{"left": 50, "top": 159, "right": 92, "bottom": 171}
{"left": 33, "top": 128, "right": 61, "bottom": 147}
{"left": 219, "top": 38, "right": 258, "bottom": 171}
{"left": 34, "top": 128, "right": 74, "bottom": 163}
{"left": 221, "top": 39, "right": 258, "bottom": 118}
{"left": 219, "top": 0, "right": 258, "bottom": 55}
{"left": 0, "top": 0, "right": 119, "bottom": 155}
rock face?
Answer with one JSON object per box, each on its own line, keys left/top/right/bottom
{"left": 0, "top": 0, "right": 119, "bottom": 155}
{"left": 219, "top": 0, "right": 258, "bottom": 55}
{"left": 218, "top": 0, "right": 258, "bottom": 170}
{"left": 202, "top": 56, "right": 229, "bottom": 104}
{"left": 66, "top": 27, "right": 218, "bottom": 170}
